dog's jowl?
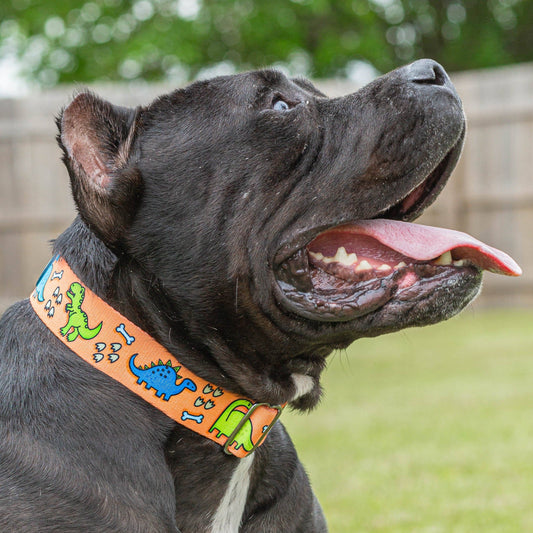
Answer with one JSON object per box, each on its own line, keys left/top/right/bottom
{"left": 0, "top": 59, "right": 521, "bottom": 532}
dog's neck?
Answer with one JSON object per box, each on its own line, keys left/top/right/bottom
{"left": 52, "top": 217, "right": 117, "bottom": 299}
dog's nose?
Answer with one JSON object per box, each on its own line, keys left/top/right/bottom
{"left": 407, "top": 59, "right": 450, "bottom": 87}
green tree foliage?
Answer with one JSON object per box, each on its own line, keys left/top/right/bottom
{"left": 0, "top": 0, "right": 532, "bottom": 87}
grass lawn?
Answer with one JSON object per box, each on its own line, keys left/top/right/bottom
{"left": 284, "top": 308, "right": 533, "bottom": 532}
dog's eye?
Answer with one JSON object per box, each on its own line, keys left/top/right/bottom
{"left": 273, "top": 99, "right": 290, "bottom": 112}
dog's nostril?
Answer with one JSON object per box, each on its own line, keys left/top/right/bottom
{"left": 428, "top": 64, "right": 447, "bottom": 86}
{"left": 408, "top": 59, "right": 448, "bottom": 86}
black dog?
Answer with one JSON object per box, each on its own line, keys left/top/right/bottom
{"left": 0, "top": 59, "right": 517, "bottom": 532}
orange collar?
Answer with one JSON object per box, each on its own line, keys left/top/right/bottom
{"left": 31, "top": 256, "right": 283, "bottom": 458}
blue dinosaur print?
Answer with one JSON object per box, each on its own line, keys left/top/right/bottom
{"left": 34, "top": 256, "right": 59, "bottom": 302}
{"left": 128, "top": 354, "right": 196, "bottom": 401}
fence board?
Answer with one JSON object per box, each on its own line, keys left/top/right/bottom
{"left": 1, "top": 63, "right": 533, "bottom": 314}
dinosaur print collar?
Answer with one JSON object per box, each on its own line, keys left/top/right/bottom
{"left": 30, "top": 256, "right": 283, "bottom": 458}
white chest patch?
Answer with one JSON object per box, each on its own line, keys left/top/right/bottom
{"left": 291, "top": 373, "right": 315, "bottom": 401}
{"left": 209, "top": 454, "right": 255, "bottom": 533}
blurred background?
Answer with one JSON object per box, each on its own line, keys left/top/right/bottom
{"left": 1, "top": 0, "right": 533, "bottom": 88}
{"left": 1, "top": 1, "right": 533, "bottom": 531}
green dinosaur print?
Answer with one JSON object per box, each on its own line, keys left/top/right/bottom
{"left": 209, "top": 399, "right": 254, "bottom": 452}
{"left": 60, "top": 282, "right": 102, "bottom": 342}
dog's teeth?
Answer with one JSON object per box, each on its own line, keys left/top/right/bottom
{"left": 355, "top": 260, "right": 372, "bottom": 272}
{"left": 453, "top": 259, "right": 465, "bottom": 266}
{"left": 346, "top": 253, "right": 358, "bottom": 265}
{"left": 334, "top": 247, "right": 358, "bottom": 266}
{"left": 313, "top": 247, "right": 357, "bottom": 265}
{"left": 309, "top": 251, "right": 324, "bottom": 261}
{"left": 377, "top": 264, "right": 392, "bottom": 272}
{"left": 395, "top": 261, "right": 407, "bottom": 269}
{"left": 434, "top": 251, "right": 453, "bottom": 266}
{"left": 333, "top": 248, "right": 344, "bottom": 263}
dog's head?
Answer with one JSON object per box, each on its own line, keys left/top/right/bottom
{"left": 58, "top": 60, "right": 519, "bottom": 409}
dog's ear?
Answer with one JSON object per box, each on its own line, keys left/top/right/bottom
{"left": 58, "top": 91, "right": 143, "bottom": 250}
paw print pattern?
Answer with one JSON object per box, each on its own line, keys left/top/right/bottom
{"left": 203, "top": 384, "right": 224, "bottom": 397}
{"left": 53, "top": 287, "right": 63, "bottom": 305}
{"left": 44, "top": 299, "right": 55, "bottom": 318}
{"left": 196, "top": 384, "right": 224, "bottom": 410}
{"left": 93, "top": 342, "right": 122, "bottom": 363}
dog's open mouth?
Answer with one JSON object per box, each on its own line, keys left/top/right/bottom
{"left": 275, "top": 134, "right": 521, "bottom": 323}
{"left": 276, "top": 219, "right": 521, "bottom": 322}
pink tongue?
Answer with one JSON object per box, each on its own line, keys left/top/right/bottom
{"left": 329, "top": 219, "right": 521, "bottom": 276}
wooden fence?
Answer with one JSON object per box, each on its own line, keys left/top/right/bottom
{"left": 1, "top": 63, "right": 532, "bottom": 313}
